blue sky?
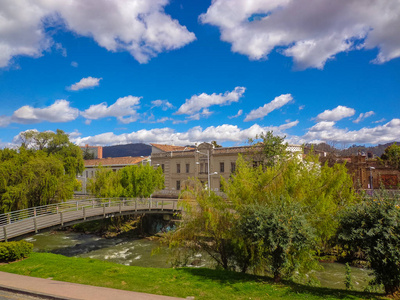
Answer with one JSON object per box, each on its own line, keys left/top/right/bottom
{"left": 0, "top": 0, "right": 399, "bottom": 147}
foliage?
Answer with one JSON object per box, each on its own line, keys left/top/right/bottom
{"left": 0, "top": 147, "right": 79, "bottom": 213}
{"left": 345, "top": 263, "right": 353, "bottom": 290}
{"left": 338, "top": 194, "right": 400, "bottom": 295}
{"left": 82, "top": 146, "right": 95, "bottom": 160}
{"left": 0, "top": 241, "right": 33, "bottom": 262}
{"left": 381, "top": 143, "right": 400, "bottom": 170}
{"left": 224, "top": 154, "right": 355, "bottom": 250}
{"left": 237, "top": 202, "right": 315, "bottom": 282}
{"left": 247, "top": 131, "right": 288, "bottom": 167}
{"left": 18, "top": 129, "right": 84, "bottom": 177}
{"left": 88, "top": 164, "right": 164, "bottom": 198}
{"left": 164, "top": 180, "right": 237, "bottom": 270}
{"left": 0, "top": 252, "right": 381, "bottom": 300}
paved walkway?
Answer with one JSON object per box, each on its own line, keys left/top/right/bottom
{"left": 0, "top": 272, "right": 184, "bottom": 300}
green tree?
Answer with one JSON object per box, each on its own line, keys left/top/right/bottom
{"left": 237, "top": 202, "right": 315, "bottom": 282}
{"left": 381, "top": 143, "right": 400, "bottom": 170}
{"left": 338, "top": 194, "right": 400, "bottom": 295}
{"left": 247, "top": 131, "right": 288, "bottom": 167}
{"left": 0, "top": 148, "right": 78, "bottom": 212}
{"left": 88, "top": 164, "right": 164, "bottom": 198}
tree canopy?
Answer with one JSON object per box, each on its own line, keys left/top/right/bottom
{"left": 88, "top": 164, "right": 164, "bottom": 198}
{"left": 381, "top": 143, "right": 400, "bottom": 170}
{"left": 0, "top": 130, "right": 83, "bottom": 213}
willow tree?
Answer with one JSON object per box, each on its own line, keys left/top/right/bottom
{"left": 88, "top": 164, "right": 164, "bottom": 198}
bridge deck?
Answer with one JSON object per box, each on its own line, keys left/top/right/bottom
{"left": 0, "top": 198, "right": 180, "bottom": 242}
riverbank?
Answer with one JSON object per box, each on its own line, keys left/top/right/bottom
{"left": 0, "top": 253, "right": 385, "bottom": 300}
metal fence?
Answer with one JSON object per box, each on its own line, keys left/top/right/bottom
{"left": 0, "top": 198, "right": 179, "bottom": 242}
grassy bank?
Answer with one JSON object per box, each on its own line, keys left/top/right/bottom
{"left": 0, "top": 253, "right": 384, "bottom": 300}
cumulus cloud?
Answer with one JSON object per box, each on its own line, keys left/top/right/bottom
{"left": 11, "top": 100, "right": 79, "bottom": 124}
{"left": 176, "top": 86, "right": 246, "bottom": 116}
{"left": 228, "top": 109, "right": 243, "bottom": 119}
{"left": 353, "top": 111, "right": 375, "bottom": 123}
{"left": 200, "top": 0, "right": 400, "bottom": 69}
{"left": 151, "top": 100, "right": 174, "bottom": 111}
{"left": 68, "top": 76, "right": 102, "bottom": 91}
{"left": 315, "top": 105, "right": 355, "bottom": 122}
{"left": 70, "top": 122, "right": 295, "bottom": 146}
{"left": 302, "top": 119, "right": 400, "bottom": 145}
{"left": 81, "top": 95, "right": 141, "bottom": 124}
{"left": 0, "top": 0, "right": 196, "bottom": 67}
{"left": 244, "top": 94, "right": 293, "bottom": 121}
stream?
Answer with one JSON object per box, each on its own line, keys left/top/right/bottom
{"left": 23, "top": 231, "right": 374, "bottom": 291}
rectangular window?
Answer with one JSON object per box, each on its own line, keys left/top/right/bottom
{"left": 231, "top": 162, "right": 236, "bottom": 173}
{"left": 220, "top": 162, "right": 224, "bottom": 173}
{"left": 177, "top": 163, "right": 180, "bottom": 173}
{"left": 176, "top": 180, "right": 181, "bottom": 190}
{"left": 186, "top": 163, "right": 190, "bottom": 173}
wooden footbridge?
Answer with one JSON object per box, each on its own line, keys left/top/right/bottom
{"left": 0, "top": 198, "right": 180, "bottom": 242}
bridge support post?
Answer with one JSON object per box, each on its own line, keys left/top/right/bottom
{"left": 34, "top": 217, "right": 37, "bottom": 233}
{"left": 83, "top": 207, "right": 86, "bottom": 221}
{"left": 3, "top": 226, "right": 7, "bottom": 242}
{"left": 60, "top": 212, "right": 63, "bottom": 227}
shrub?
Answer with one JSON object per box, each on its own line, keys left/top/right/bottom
{"left": 338, "top": 195, "right": 400, "bottom": 295}
{"left": 0, "top": 241, "right": 33, "bottom": 262}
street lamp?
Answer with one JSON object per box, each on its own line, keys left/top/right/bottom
{"left": 196, "top": 150, "right": 218, "bottom": 196}
{"left": 369, "top": 166, "right": 375, "bottom": 192}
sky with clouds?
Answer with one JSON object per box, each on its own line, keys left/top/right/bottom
{"left": 0, "top": 0, "right": 399, "bottom": 148}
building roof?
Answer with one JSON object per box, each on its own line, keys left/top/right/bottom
{"left": 84, "top": 156, "right": 148, "bottom": 167}
{"left": 150, "top": 143, "right": 194, "bottom": 152}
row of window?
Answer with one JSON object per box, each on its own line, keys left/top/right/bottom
{"left": 175, "top": 162, "right": 236, "bottom": 174}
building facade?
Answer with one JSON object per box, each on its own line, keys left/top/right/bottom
{"left": 150, "top": 142, "right": 302, "bottom": 198}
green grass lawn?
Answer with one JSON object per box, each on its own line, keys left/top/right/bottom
{"left": 0, "top": 253, "right": 385, "bottom": 300}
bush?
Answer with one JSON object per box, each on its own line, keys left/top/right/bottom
{"left": 338, "top": 195, "right": 400, "bottom": 295}
{"left": 0, "top": 241, "right": 33, "bottom": 262}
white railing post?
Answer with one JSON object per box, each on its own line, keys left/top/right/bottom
{"left": 83, "top": 207, "right": 86, "bottom": 221}
{"left": 119, "top": 202, "right": 122, "bottom": 214}
{"left": 3, "top": 226, "right": 7, "bottom": 242}
{"left": 172, "top": 201, "right": 175, "bottom": 211}
{"left": 7, "top": 214, "right": 10, "bottom": 224}
{"left": 60, "top": 212, "right": 63, "bottom": 226}
{"left": 92, "top": 200, "right": 94, "bottom": 208}
{"left": 56, "top": 205, "right": 59, "bottom": 214}
{"left": 135, "top": 199, "right": 137, "bottom": 211}
{"left": 161, "top": 200, "right": 164, "bottom": 211}
{"left": 103, "top": 204, "right": 105, "bottom": 217}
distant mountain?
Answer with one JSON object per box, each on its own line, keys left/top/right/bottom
{"left": 102, "top": 143, "right": 151, "bottom": 158}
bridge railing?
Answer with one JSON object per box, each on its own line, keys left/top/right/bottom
{"left": 0, "top": 198, "right": 179, "bottom": 228}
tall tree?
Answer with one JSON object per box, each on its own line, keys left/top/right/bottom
{"left": 381, "top": 143, "right": 400, "bottom": 170}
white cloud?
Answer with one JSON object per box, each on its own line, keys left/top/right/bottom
{"left": 244, "top": 94, "right": 293, "bottom": 121}
{"left": 68, "top": 77, "right": 102, "bottom": 91}
{"left": 0, "top": 0, "right": 196, "bottom": 67}
{"left": 81, "top": 95, "right": 141, "bottom": 124}
{"left": 315, "top": 105, "right": 355, "bottom": 122}
{"left": 176, "top": 86, "right": 246, "bottom": 116}
{"left": 151, "top": 100, "right": 174, "bottom": 111}
{"left": 228, "top": 109, "right": 243, "bottom": 119}
{"left": 353, "top": 111, "right": 375, "bottom": 123}
{"left": 11, "top": 100, "right": 79, "bottom": 124}
{"left": 200, "top": 0, "right": 400, "bottom": 69}
{"left": 302, "top": 119, "right": 400, "bottom": 145}
{"left": 0, "top": 116, "right": 11, "bottom": 127}
{"left": 70, "top": 122, "right": 295, "bottom": 146}
{"left": 71, "top": 61, "right": 78, "bottom": 67}
{"left": 373, "top": 118, "right": 386, "bottom": 124}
